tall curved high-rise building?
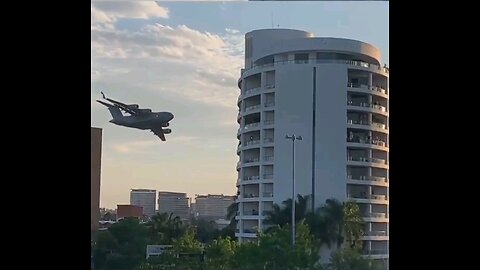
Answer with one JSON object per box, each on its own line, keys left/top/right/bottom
{"left": 235, "top": 29, "right": 389, "bottom": 267}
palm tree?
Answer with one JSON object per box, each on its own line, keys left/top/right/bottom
{"left": 264, "top": 194, "right": 311, "bottom": 232}
{"left": 148, "top": 212, "right": 186, "bottom": 244}
{"left": 343, "top": 201, "right": 364, "bottom": 249}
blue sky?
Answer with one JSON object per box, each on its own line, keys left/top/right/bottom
{"left": 91, "top": 1, "right": 389, "bottom": 209}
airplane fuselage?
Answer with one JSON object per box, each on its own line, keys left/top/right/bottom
{"left": 110, "top": 112, "right": 174, "bottom": 130}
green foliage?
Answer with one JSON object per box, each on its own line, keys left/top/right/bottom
{"left": 93, "top": 218, "right": 149, "bottom": 270}
{"left": 147, "top": 213, "right": 186, "bottom": 245}
{"left": 192, "top": 218, "right": 221, "bottom": 243}
{"left": 328, "top": 247, "right": 380, "bottom": 270}
{"left": 205, "top": 237, "right": 237, "bottom": 270}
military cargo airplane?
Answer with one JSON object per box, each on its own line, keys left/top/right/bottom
{"left": 97, "top": 92, "right": 174, "bottom": 141}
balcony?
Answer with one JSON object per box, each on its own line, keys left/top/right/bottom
{"left": 263, "top": 174, "right": 274, "bottom": 179}
{"left": 265, "top": 84, "right": 275, "bottom": 89}
{"left": 244, "top": 209, "right": 259, "bottom": 216}
{"left": 244, "top": 228, "right": 257, "bottom": 234}
{"left": 245, "top": 104, "right": 261, "bottom": 112}
{"left": 264, "top": 155, "right": 274, "bottom": 161}
{"left": 347, "top": 156, "right": 388, "bottom": 165}
{"left": 347, "top": 101, "right": 387, "bottom": 113}
{"left": 263, "top": 120, "right": 274, "bottom": 126}
{"left": 347, "top": 175, "right": 388, "bottom": 186}
{"left": 368, "top": 212, "right": 387, "bottom": 218}
{"left": 244, "top": 122, "right": 260, "bottom": 130}
{"left": 243, "top": 175, "right": 260, "bottom": 181}
{"left": 347, "top": 83, "right": 388, "bottom": 95}
{"left": 262, "top": 192, "right": 273, "bottom": 198}
{"left": 264, "top": 102, "right": 275, "bottom": 108}
{"left": 363, "top": 249, "right": 388, "bottom": 255}
{"left": 365, "top": 230, "right": 387, "bottom": 236}
{"left": 264, "top": 138, "right": 274, "bottom": 143}
{"left": 262, "top": 210, "right": 272, "bottom": 216}
{"left": 347, "top": 137, "right": 387, "bottom": 148}
{"left": 244, "top": 140, "right": 260, "bottom": 146}
{"left": 245, "top": 87, "right": 261, "bottom": 96}
{"left": 243, "top": 193, "right": 259, "bottom": 198}
{"left": 244, "top": 157, "right": 260, "bottom": 164}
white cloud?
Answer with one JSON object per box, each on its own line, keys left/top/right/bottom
{"left": 91, "top": 22, "right": 244, "bottom": 108}
{"left": 91, "top": 1, "right": 169, "bottom": 30}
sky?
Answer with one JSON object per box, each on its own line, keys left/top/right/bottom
{"left": 91, "top": 1, "right": 389, "bottom": 209}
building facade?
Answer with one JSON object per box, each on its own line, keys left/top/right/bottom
{"left": 130, "top": 189, "right": 157, "bottom": 217}
{"left": 117, "top": 204, "right": 144, "bottom": 220}
{"left": 158, "top": 191, "right": 190, "bottom": 221}
{"left": 91, "top": 127, "right": 102, "bottom": 234}
{"left": 194, "top": 194, "right": 236, "bottom": 220}
{"left": 235, "top": 29, "right": 388, "bottom": 266}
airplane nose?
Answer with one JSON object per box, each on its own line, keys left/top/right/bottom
{"left": 168, "top": 113, "right": 174, "bottom": 120}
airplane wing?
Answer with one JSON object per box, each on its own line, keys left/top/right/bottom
{"left": 100, "top": 92, "right": 152, "bottom": 115}
{"left": 150, "top": 127, "right": 166, "bottom": 141}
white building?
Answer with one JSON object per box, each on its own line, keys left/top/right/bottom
{"left": 235, "top": 29, "right": 388, "bottom": 267}
{"left": 158, "top": 191, "right": 190, "bottom": 221}
{"left": 130, "top": 189, "right": 156, "bottom": 218}
{"left": 194, "top": 194, "right": 236, "bottom": 220}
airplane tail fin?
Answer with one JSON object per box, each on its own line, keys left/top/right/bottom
{"left": 97, "top": 100, "right": 123, "bottom": 119}
{"left": 108, "top": 106, "right": 123, "bottom": 119}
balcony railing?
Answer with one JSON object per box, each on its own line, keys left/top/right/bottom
{"left": 247, "top": 59, "right": 389, "bottom": 74}
{"left": 264, "top": 138, "right": 274, "bottom": 143}
{"left": 347, "top": 101, "right": 387, "bottom": 112}
{"left": 262, "top": 210, "right": 272, "bottom": 216}
{"left": 243, "top": 193, "right": 259, "bottom": 198}
{"left": 244, "top": 140, "right": 260, "bottom": 146}
{"left": 264, "top": 102, "right": 275, "bottom": 107}
{"left": 244, "top": 210, "right": 259, "bottom": 216}
{"left": 244, "top": 122, "right": 260, "bottom": 130}
{"left": 245, "top": 104, "right": 261, "bottom": 112}
{"left": 347, "top": 120, "right": 388, "bottom": 130}
{"left": 347, "top": 156, "right": 387, "bottom": 164}
{"left": 243, "top": 176, "right": 260, "bottom": 181}
{"left": 263, "top": 120, "right": 274, "bottom": 125}
{"left": 264, "top": 155, "right": 274, "bottom": 161}
{"left": 245, "top": 87, "right": 261, "bottom": 95}
{"left": 368, "top": 212, "right": 387, "bottom": 218}
{"left": 347, "top": 137, "right": 387, "bottom": 147}
{"left": 363, "top": 249, "right": 388, "bottom": 255}
{"left": 244, "top": 157, "right": 260, "bottom": 163}
{"left": 244, "top": 229, "right": 257, "bottom": 234}
{"left": 263, "top": 174, "right": 274, "bottom": 179}
{"left": 347, "top": 83, "right": 388, "bottom": 95}
{"left": 348, "top": 194, "right": 388, "bottom": 201}
{"left": 347, "top": 175, "right": 388, "bottom": 182}
{"left": 265, "top": 84, "right": 275, "bottom": 89}
{"left": 365, "top": 230, "right": 387, "bottom": 236}
{"left": 370, "top": 194, "right": 387, "bottom": 200}
{"left": 263, "top": 192, "right": 273, "bottom": 198}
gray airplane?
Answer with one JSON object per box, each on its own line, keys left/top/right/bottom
{"left": 97, "top": 92, "right": 174, "bottom": 141}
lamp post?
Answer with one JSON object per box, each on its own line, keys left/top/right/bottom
{"left": 285, "top": 134, "right": 302, "bottom": 246}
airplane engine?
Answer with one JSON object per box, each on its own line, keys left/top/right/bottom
{"left": 162, "top": 128, "right": 172, "bottom": 134}
{"left": 162, "top": 122, "right": 169, "bottom": 127}
{"left": 127, "top": 104, "right": 139, "bottom": 109}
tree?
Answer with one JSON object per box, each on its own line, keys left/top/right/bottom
{"left": 147, "top": 212, "right": 186, "bottom": 245}
{"left": 342, "top": 202, "right": 364, "bottom": 249}
{"left": 328, "top": 247, "right": 380, "bottom": 270}
{"left": 264, "top": 194, "right": 311, "bottom": 229}
{"left": 93, "top": 217, "right": 149, "bottom": 270}
{"left": 192, "top": 218, "right": 221, "bottom": 243}
{"left": 231, "top": 221, "right": 322, "bottom": 270}
{"left": 204, "top": 237, "right": 237, "bottom": 270}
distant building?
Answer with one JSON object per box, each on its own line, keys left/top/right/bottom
{"left": 194, "top": 194, "right": 236, "bottom": 220}
{"left": 91, "top": 127, "right": 102, "bottom": 234}
{"left": 158, "top": 191, "right": 189, "bottom": 221}
{"left": 117, "top": 204, "right": 144, "bottom": 220}
{"left": 130, "top": 189, "right": 156, "bottom": 217}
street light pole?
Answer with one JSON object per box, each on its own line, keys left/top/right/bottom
{"left": 285, "top": 134, "right": 302, "bottom": 246}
